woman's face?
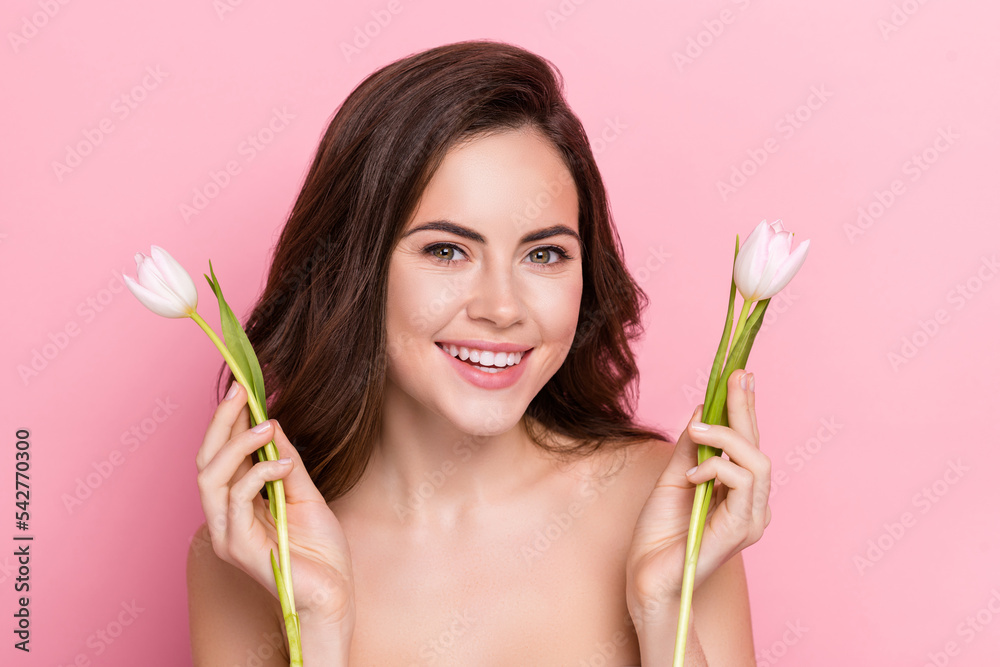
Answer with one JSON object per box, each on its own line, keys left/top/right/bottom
{"left": 385, "top": 126, "right": 583, "bottom": 436}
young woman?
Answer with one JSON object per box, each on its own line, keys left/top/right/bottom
{"left": 187, "top": 40, "right": 771, "bottom": 665}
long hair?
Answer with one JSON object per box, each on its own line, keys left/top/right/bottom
{"left": 215, "top": 39, "right": 672, "bottom": 503}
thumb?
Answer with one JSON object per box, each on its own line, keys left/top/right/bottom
{"left": 669, "top": 404, "right": 704, "bottom": 472}
{"left": 269, "top": 421, "right": 326, "bottom": 505}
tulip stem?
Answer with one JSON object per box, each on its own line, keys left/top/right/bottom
{"left": 189, "top": 312, "right": 262, "bottom": 420}
{"left": 188, "top": 310, "right": 301, "bottom": 666}
{"left": 673, "top": 475, "right": 715, "bottom": 666}
{"left": 724, "top": 300, "right": 753, "bottom": 368}
{"left": 674, "top": 273, "right": 756, "bottom": 664}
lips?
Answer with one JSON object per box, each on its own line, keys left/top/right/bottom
{"left": 435, "top": 342, "right": 532, "bottom": 390}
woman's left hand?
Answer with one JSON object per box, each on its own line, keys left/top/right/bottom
{"left": 625, "top": 369, "right": 772, "bottom": 623}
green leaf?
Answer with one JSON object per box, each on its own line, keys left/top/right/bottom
{"left": 204, "top": 260, "right": 269, "bottom": 423}
{"left": 699, "top": 296, "right": 770, "bottom": 462}
{"left": 702, "top": 297, "right": 771, "bottom": 449}
{"left": 719, "top": 297, "right": 771, "bottom": 383}
{"left": 704, "top": 234, "right": 740, "bottom": 414}
{"left": 271, "top": 549, "right": 286, "bottom": 600}
{"left": 266, "top": 479, "right": 277, "bottom": 521}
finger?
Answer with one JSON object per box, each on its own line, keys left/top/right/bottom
{"left": 686, "top": 420, "right": 770, "bottom": 484}
{"left": 230, "top": 401, "right": 252, "bottom": 442}
{"left": 663, "top": 405, "right": 705, "bottom": 479}
{"left": 746, "top": 372, "right": 759, "bottom": 446}
{"left": 228, "top": 457, "right": 293, "bottom": 554}
{"left": 270, "top": 420, "right": 327, "bottom": 505}
{"left": 199, "top": 420, "right": 278, "bottom": 493}
{"left": 688, "top": 419, "right": 772, "bottom": 524}
{"left": 229, "top": 402, "right": 255, "bottom": 486}
{"left": 196, "top": 420, "right": 280, "bottom": 538}
{"left": 196, "top": 381, "right": 250, "bottom": 472}
{"left": 687, "top": 456, "right": 756, "bottom": 525}
{"left": 688, "top": 456, "right": 770, "bottom": 543}
{"left": 724, "top": 370, "right": 757, "bottom": 450}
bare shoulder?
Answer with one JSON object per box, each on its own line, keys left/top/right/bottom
{"left": 186, "top": 521, "right": 288, "bottom": 666}
{"left": 615, "top": 434, "right": 677, "bottom": 491}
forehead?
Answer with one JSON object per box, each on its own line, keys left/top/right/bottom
{"left": 408, "top": 127, "right": 579, "bottom": 234}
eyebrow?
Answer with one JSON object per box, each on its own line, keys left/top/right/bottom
{"left": 401, "top": 220, "right": 581, "bottom": 246}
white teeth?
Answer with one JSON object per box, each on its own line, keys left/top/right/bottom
{"left": 438, "top": 343, "right": 524, "bottom": 367}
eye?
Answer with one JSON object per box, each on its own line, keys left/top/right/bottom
{"left": 422, "top": 242, "right": 575, "bottom": 269}
{"left": 426, "top": 243, "right": 466, "bottom": 261}
{"left": 527, "top": 246, "right": 573, "bottom": 267}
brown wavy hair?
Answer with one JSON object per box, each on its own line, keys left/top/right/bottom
{"left": 215, "top": 39, "right": 672, "bottom": 503}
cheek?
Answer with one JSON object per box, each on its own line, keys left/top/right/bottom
{"left": 528, "top": 275, "right": 584, "bottom": 344}
{"left": 386, "top": 259, "right": 465, "bottom": 344}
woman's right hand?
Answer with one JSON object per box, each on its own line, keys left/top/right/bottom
{"left": 195, "top": 380, "right": 356, "bottom": 630}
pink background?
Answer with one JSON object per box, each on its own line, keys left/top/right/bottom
{"left": 3, "top": 0, "right": 998, "bottom": 664}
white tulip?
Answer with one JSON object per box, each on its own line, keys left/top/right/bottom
{"left": 733, "top": 219, "right": 810, "bottom": 302}
{"left": 123, "top": 245, "right": 199, "bottom": 318}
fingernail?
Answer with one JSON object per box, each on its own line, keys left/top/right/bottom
{"left": 225, "top": 382, "right": 239, "bottom": 400}
{"left": 748, "top": 373, "right": 755, "bottom": 393}
{"left": 277, "top": 457, "right": 292, "bottom": 464}
{"left": 690, "top": 421, "right": 710, "bottom": 431}
{"left": 740, "top": 372, "right": 747, "bottom": 390}
{"left": 686, "top": 466, "right": 698, "bottom": 476}
{"left": 252, "top": 421, "right": 272, "bottom": 433}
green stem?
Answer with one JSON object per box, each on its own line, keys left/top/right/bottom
{"left": 673, "top": 274, "right": 756, "bottom": 663}
{"left": 722, "top": 300, "right": 753, "bottom": 384}
{"left": 703, "top": 236, "right": 739, "bottom": 430}
{"left": 189, "top": 311, "right": 301, "bottom": 665}
{"left": 673, "top": 476, "right": 708, "bottom": 665}
{"left": 705, "top": 299, "right": 752, "bottom": 428}
{"left": 674, "top": 297, "right": 770, "bottom": 665}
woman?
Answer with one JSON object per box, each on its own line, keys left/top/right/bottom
{"left": 187, "top": 39, "right": 771, "bottom": 665}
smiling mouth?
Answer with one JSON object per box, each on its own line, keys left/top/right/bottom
{"left": 434, "top": 342, "right": 532, "bottom": 372}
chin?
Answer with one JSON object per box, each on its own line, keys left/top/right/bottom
{"left": 442, "top": 401, "right": 526, "bottom": 438}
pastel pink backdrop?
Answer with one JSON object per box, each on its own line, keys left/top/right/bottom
{"left": 2, "top": 0, "right": 998, "bottom": 665}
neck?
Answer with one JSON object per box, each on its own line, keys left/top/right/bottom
{"left": 360, "top": 382, "right": 555, "bottom": 528}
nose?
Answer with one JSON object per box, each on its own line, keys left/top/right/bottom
{"left": 465, "top": 258, "right": 525, "bottom": 328}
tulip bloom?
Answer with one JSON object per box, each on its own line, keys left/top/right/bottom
{"left": 733, "top": 219, "right": 810, "bottom": 302}
{"left": 673, "top": 221, "right": 809, "bottom": 666}
{"left": 124, "top": 246, "right": 303, "bottom": 666}
{"left": 123, "top": 246, "right": 199, "bottom": 318}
